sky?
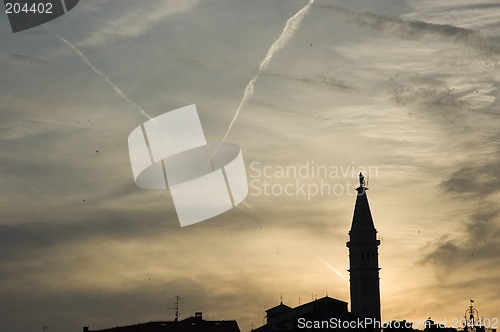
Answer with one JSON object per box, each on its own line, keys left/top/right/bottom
{"left": 0, "top": 0, "right": 499, "bottom": 331}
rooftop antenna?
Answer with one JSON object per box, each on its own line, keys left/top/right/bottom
{"left": 167, "top": 296, "right": 184, "bottom": 321}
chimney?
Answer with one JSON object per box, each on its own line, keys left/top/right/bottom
{"left": 195, "top": 312, "right": 203, "bottom": 320}
{"left": 83, "top": 327, "right": 89, "bottom": 332}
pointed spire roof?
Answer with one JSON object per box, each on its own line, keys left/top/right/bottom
{"left": 350, "top": 173, "right": 375, "bottom": 231}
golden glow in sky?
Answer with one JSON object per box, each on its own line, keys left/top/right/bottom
{"left": 0, "top": 0, "right": 499, "bottom": 331}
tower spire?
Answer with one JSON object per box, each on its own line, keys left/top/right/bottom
{"left": 346, "top": 173, "right": 381, "bottom": 327}
{"left": 351, "top": 173, "right": 375, "bottom": 232}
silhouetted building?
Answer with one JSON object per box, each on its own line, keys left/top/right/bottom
{"left": 253, "top": 174, "right": 382, "bottom": 331}
{"left": 252, "top": 296, "right": 364, "bottom": 331}
{"left": 346, "top": 175, "right": 381, "bottom": 324}
{"left": 423, "top": 319, "right": 458, "bottom": 332}
{"left": 83, "top": 312, "right": 240, "bottom": 332}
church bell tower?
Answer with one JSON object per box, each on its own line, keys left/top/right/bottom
{"left": 346, "top": 173, "right": 381, "bottom": 325}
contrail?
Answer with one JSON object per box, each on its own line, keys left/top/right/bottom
{"left": 55, "top": 35, "right": 153, "bottom": 120}
{"left": 222, "top": 0, "right": 314, "bottom": 141}
{"left": 313, "top": 254, "right": 349, "bottom": 283}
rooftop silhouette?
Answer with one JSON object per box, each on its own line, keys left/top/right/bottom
{"left": 84, "top": 312, "right": 240, "bottom": 332}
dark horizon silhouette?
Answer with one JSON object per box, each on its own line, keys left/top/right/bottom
{"left": 83, "top": 174, "right": 495, "bottom": 332}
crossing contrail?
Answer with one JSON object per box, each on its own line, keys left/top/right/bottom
{"left": 313, "top": 254, "right": 349, "bottom": 283}
{"left": 55, "top": 35, "right": 153, "bottom": 120}
{"left": 222, "top": 0, "right": 314, "bottom": 141}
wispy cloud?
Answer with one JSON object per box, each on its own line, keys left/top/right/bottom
{"left": 317, "top": 3, "right": 500, "bottom": 55}
{"left": 78, "top": 0, "right": 199, "bottom": 47}
{"left": 261, "top": 71, "right": 353, "bottom": 91}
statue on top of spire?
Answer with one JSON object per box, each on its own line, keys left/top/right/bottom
{"left": 359, "top": 172, "right": 365, "bottom": 188}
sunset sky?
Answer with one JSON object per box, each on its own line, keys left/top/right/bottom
{"left": 1, "top": 0, "right": 499, "bottom": 331}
